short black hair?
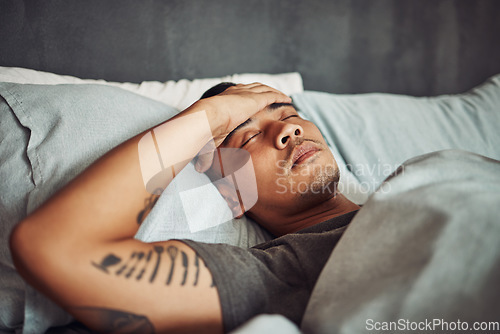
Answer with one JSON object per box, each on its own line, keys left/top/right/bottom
{"left": 200, "top": 82, "right": 236, "bottom": 99}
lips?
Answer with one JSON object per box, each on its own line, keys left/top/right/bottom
{"left": 291, "top": 142, "right": 320, "bottom": 167}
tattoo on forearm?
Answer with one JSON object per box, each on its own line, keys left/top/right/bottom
{"left": 125, "top": 252, "right": 144, "bottom": 278}
{"left": 91, "top": 246, "right": 215, "bottom": 288}
{"left": 92, "top": 254, "right": 122, "bottom": 273}
{"left": 136, "top": 250, "right": 152, "bottom": 280}
{"left": 181, "top": 251, "right": 188, "bottom": 286}
{"left": 70, "top": 306, "right": 154, "bottom": 333}
{"left": 150, "top": 246, "right": 164, "bottom": 283}
{"left": 165, "top": 246, "right": 178, "bottom": 285}
{"left": 207, "top": 261, "right": 215, "bottom": 287}
{"left": 116, "top": 252, "right": 137, "bottom": 276}
{"left": 137, "top": 189, "right": 162, "bottom": 224}
{"left": 193, "top": 254, "right": 200, "bottom": 286}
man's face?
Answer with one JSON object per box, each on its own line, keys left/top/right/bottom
{"left": 211, "top": 103, "right": 340, "bottom": 220}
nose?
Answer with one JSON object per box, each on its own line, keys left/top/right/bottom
{"left": 275, "top": 123, "right": 303, "bottom": 149}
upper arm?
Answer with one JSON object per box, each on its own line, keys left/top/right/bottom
{"left": 10, "top": 228, "right": 223, "bottom": 333}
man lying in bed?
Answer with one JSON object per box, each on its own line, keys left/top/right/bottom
{"left": 10, "top": 83, "right": 360, "bottom": 333}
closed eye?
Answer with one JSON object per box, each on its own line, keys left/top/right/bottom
{"left": 282, "top": 115, "right": 299, "bottom": 120}
{"left": 241, "top": 133, "right": 260, "bottom": 148}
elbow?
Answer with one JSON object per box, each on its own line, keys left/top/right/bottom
{"left": 10, "top": 218, "right": 73, "bottom": 304}
{"left": 10, "top": 219, "right": 36, "bottom": 277}
{"left": 9, "top": 218, "right": 54, "bottom": 283}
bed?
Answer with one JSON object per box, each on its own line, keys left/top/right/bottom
{"left": 1, "top": 1, "right": 500, "bottom": 333}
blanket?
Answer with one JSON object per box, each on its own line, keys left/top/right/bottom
{"left": 232, "top": 150, "right": 500, "bottom": 334}
{"left": 301, "top": 150, "right": 500, "bottom": 333}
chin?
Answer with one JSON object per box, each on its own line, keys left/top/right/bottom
{"left": 295, "top": 163, "right": 339, "bottom": 201}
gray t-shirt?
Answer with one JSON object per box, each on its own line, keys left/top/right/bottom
{"left": 183, "top": 210, "right": 358, "bottom": 332}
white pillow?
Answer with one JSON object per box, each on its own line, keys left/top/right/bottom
{"left": 0, "top": 66, "right": 303, "bottom": 110}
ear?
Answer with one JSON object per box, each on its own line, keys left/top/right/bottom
{"left": 213, "top": 179, "right": 245, "bottom": 219}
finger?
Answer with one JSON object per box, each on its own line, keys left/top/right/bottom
{"left": 220, "top": 86, "right": 291, "bottom": 108}
{"left": 194, "top": 152, "right": 215, "bottom": 173}
{"left": 198, "top": 139, "right": 217, "bottom": 155}
{"left": 257, "top": 90, "right": 292, "bottom": 105}
{"left": 236, "top": 82, "right": 262, "bottom": 88}
{"left": 241, "top": 83, "right": 281, "bottom": 93}
{"left": 230, "top": 83, "right": 283, "bottom": 95}
{"left": 195, "top": 140, "right": 217, "bottom": 172}
{"left": 249, "top": 85, "right": 292, "bottom": 102}
{"left": 223, "top": 83, "right": 262, "bottom": 92}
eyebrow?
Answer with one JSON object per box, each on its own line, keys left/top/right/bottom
{"left": 268, "top": 102, "right": 295, "bottom": 110}
{"left": 223, "top": 102, "right": 296, "bottom": 145}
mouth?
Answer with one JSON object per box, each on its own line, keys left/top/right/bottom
{"left": 291, "top": 142, "right": 320, "bottom": 168}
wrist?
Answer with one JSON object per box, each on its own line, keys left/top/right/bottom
{"left": 190, "top": 98, "right": 229, "bottom": 140}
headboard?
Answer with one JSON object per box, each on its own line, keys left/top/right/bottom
{"left": 1, "top": 0, "right": 499, "bottom": 96}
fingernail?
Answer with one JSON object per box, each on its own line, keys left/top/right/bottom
{"left": 195, "top": 161, "right": 202, "bottom": 172}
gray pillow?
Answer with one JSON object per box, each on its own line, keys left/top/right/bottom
{"left": 0, "top": 93, "right": 30, "bottom": 331}
{"left": 0, "top": 83, "right": 270, "bottom": 333}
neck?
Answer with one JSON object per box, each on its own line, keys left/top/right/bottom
{"left": 252, "top": 193, "right": 360, "bottom": 237}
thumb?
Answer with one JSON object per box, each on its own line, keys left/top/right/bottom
{"left": 194, "top": 151, "right": 214, "bottom": 173}
{"left": 195, "top": 140, "right": 217, "bottom": 173}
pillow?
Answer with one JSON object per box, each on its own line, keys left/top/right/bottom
{"left": 0, "top": 66, "right": 304, "bottom": 110}
{"left": 292, "top": 74, "right": 500, "bottom": 203}
{"left": 0, "top": 93, "right": 30, "bottom": 331}
{"left": 0, "top": 83, "right": 270, "bottom": 332}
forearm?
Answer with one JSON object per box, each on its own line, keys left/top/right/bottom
{"left": 11, "top": 82, "right": 290, "bottom": 248}
{"left": 13, "top": 101, "right": 217, "bottom": 244}
{"left": 9, "top": 100, "right": 224, "bottom": 332}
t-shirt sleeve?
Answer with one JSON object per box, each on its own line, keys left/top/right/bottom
{"left": 180, "top": 239, "right": 310, "bottom": 332}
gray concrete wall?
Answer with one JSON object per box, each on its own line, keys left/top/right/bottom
{"left": 1, "top": 0, "right": 499, "bottom": 95}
